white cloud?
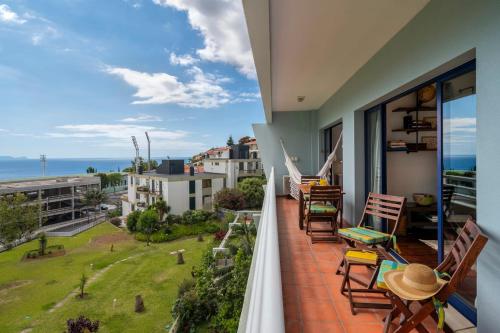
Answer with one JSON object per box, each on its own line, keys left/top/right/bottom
{"left": 105, "top": 65, "right": 231, "bottom": 108}
{"left": 239, "top": 92, "right": 261, "bottom": 98}
{"left": 444, "top": 117, "right": 476, "bottom": 133}
{"left": 31, "top": 26, "right": 59, "bottom": 45}
{"left": 169, "top": 52, "right": 198, "bottom": 66}
{"left": 0, "top": 4, "right": 26, "bottom": 24}
{"left": 121, "top": 114, "right": 162, "bottom": 122}
{"left": 153, "top": 0, "right": 256, "bottom": 79}
{"left": 47, "top": 123, "right": 207, "bottom": 151}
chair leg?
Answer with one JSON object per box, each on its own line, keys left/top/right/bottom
{"left": 390, "top": 295, "right": 431, "bottom": 333}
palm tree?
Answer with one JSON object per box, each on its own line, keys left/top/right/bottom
{"left": 154, "top": 198, "right": 170, "bottom": 224}
{"left": 84, "top": 189, "right": 108, "bottom": 221}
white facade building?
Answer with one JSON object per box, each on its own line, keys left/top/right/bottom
{"left": 122, "top": 164, "right": 226, "bottom": 216}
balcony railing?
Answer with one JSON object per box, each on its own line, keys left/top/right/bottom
{"left": 238, "top": 167, "right": 284, "bottom": 333}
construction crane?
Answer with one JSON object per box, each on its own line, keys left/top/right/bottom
{"left": 40, "top": 154, "right": 47, "bottom": 176}
{"left": 145, "top": 131, "right": 151, "bottom": 171}
{"left": 131, "top": 136, "right": 140, "bottom": 174}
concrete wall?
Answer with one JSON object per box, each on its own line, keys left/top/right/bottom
{"left": 253, "top": 111, "right": 319, "bottom": 194}
{"left": 309, "top": 1, "right": 500, "bottom": 330}
{"left": 167, "top": 181, "right": 189, "bottom": 215}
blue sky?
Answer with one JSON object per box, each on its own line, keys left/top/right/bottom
{"left": 0, "top": 0, "right": 264, "bottom": 158}
{"left": 443, "top": 94, "right": 476, "bottom": 156}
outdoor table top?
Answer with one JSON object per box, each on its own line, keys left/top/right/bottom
{"left": 299, "top": 183, "right": 346, "bottom": 195}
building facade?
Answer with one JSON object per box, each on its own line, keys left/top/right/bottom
{"left": 244, "top": 0, "right": 500, "bottom": 331}
{"left": 199, "top": 141, "right": 263, "bottom": 188}
{"left": 122, "top": 160, "right": 226, "bottom": 216}
{"left": 0, "top": 176, "right": 101, "bottom": 227}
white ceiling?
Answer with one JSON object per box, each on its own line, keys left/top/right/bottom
{"left": 244, "top": 0, "right": 430, "bottom": 120}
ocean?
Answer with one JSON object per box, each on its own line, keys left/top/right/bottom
{"left": 0, "top": 158, "right": 188, "bottom": 181}
{"left": 444, "top": 155, "right": 476, "bottom": 171}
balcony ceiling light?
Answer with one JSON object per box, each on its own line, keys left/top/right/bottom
{"left": 297, "top": 96, "right": 305, "bottom": 102}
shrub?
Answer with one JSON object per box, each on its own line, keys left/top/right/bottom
{"left": 109, "top": 217, "right": 121, "bottom": 227}
{"left": 166, "top": 214, "right": 182, "bottom": 225}
{"left": 214, "top": 230, "right": 226, "bottom": 241}
{"left": 238, "top": 177, "right": 266, "bottom": 209}
{"left": 214, "top": 188, "right": 245, "bottom": 210}
{"left": 107, "top": 209, "right": 121, "bottom": 218}
{"left": 135, "top": 221, "right": 222, "bottom": 243}
{"left": 181, "top": 210, "right": 215, "bottom": 225}
{"left": 66, "top": 315, "right": 99, "bottom": 333}
{"left": 177, "top": 279, "right": 195, "bottom": 298}
{"left": 126, "top": 211, "right": 141, "bottom": 232}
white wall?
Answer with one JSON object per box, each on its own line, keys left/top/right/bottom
{"left": 166, "top": 181, "right": 189, "bottom": 215}
{"left": 195, "top": 180, "right": 203, "bottom": 209}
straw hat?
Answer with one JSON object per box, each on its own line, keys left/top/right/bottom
{"left": 384, "top": 263, "right": 447, "bottom": 301}
{"left": 418, "top": 85, "right": 436, "bottom": 103}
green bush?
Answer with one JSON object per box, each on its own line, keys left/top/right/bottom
{"left": 238, "top": 177, "right": 266, "bottom": 209}
{"left": 214, "top": 188, "right": 245, "bottom": 210}
{"left": 134, "top": 221, "right": 222, "bottom": 243}
{"left": 166, "top": 214, "right": 182, "bottom": 225}
{"left": 181, "top": 210, "right": 216, "bottom": 225}
{"left": 126, "top": 211, "right": 141, "bottom": 232}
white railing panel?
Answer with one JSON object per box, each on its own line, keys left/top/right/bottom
{"left": 238, "top": 167, "right": 284, "bottom": 333}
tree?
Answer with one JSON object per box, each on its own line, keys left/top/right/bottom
{"left": 96, "top": 173, "right": 108, "bottom": 189}
{"left": 84, "top": 189, "right": 107, "bottom": 221}
{"left": 0, "top": 193, "right": 39, "bottom": 247}
{"left": 226, "top": 135, "right": 234, "bottom": 146}
{"left": 153, "top": 198, "right": 170, "bottom": 224}
{"left": 38, "top": 232, "right": 47, "bottom": 256}
{"left": 214, "top": 188, "right": 245, "bottom": 210}
{"left": 107, "top": 173, "right": 123, "bottom": 191}
{"left": 137, "top": 210, "right": 159, "bottom": 246}
{"left": 238, "top": 177, "right": 266, "bottom": 209}
{"left": 123, "top": 158, "right": 158, "bottom": 173}
{"left": 86, "top": 166, "right": 96, "bottom": 174}
{"left": 79, "top": 273, "right": 87, "bottom": 298}
{"left": 126, "top": 210, "right": 141, "bottom": 232}
{"left": 238, "top": 136, "right": 251, "bottom": 144}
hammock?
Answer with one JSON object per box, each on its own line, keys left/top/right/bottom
{"left": 281, "top": 131, "right": 343, "bottom": 200}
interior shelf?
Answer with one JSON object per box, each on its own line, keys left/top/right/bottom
{"left": 392, "top": 106, "right": 436, "bottom": 113}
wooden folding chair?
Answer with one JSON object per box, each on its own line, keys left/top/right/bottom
{"left": 305, "top": 185, "right": 342, "bottom": 243}
{"left": 335, "top": 193, "right": 406, "bottom": 276}
{"left": 384, "top": 218, "right": 488, "bottom": 333}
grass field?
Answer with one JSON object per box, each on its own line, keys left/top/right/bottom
{"left": 0, "top": 222, "right": 210, "bottom": 332}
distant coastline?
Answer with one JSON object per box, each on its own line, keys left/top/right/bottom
{"left": 0, "top": 157, "right": 189, "bottom": 181}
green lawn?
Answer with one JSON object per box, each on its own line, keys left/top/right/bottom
{"left": 0, "top": 222, "right": 209, "bottom": 332}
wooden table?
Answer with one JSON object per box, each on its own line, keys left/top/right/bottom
{"left": 298, "top": 184, "right": 344, "bottom": 230}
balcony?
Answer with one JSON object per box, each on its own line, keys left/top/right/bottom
{"left": 136, "top": 185, "right": 149, "bottom": 193}
{"left": 239, "top": 168, "right": 452, "bottom": 333}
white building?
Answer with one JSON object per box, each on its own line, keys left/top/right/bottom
{"left": 122, "top": 159, "right": 226, "bottom": 216}
{"left": 198, "top": 140, "right": 263, "bottom": 188}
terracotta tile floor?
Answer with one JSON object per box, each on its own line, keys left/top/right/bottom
{"left": 277, "top": 197, "right": 438, "bottom": 333}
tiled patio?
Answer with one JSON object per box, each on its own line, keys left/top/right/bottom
{"left": 277, "top": 197, "right": 438, "bottom": 333}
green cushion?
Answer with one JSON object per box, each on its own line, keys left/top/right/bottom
{"left": 338, "top": 227, "right": 390, "bottom": 245}
{"left": 309, "top": 203, "right": 337, "bottom": 213}
{"left": 303, "top": 194, "right": 310, "bottom": 201}
{"left": 377, "top": 260, "right": 407, "bottom": 289}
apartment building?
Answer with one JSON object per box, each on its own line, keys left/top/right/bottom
{"left": 199, "top": 142, "right": 263, "bottom": 188}
{"left": 122, "top": 159, "right": 226, "bottom": 216}
{"left": 0, "top": 176, "right": 101, "bottom": 227}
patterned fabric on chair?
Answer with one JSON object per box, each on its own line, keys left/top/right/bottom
{"left": 338, "top": 227, "right": 390, "bottom": 245}
{"left": 308, "top": 203, "right": 337, "bottom": 214}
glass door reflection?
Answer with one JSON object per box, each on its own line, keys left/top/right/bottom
{"left": 441, "top": 70, "right": 477, "bottom": 306}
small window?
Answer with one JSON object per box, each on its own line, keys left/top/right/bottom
{"left": 202, "top": 179, "right": 212, "bottom": 188}
{"left": 189, "top": 197, "right": 196, "bottom": 210}
{"left": 189, "top": 180, "right": 196, "bottom": 194}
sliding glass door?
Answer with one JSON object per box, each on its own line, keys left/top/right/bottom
{"left": 440, "top": 69, "right": 477, "bottom": 309}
